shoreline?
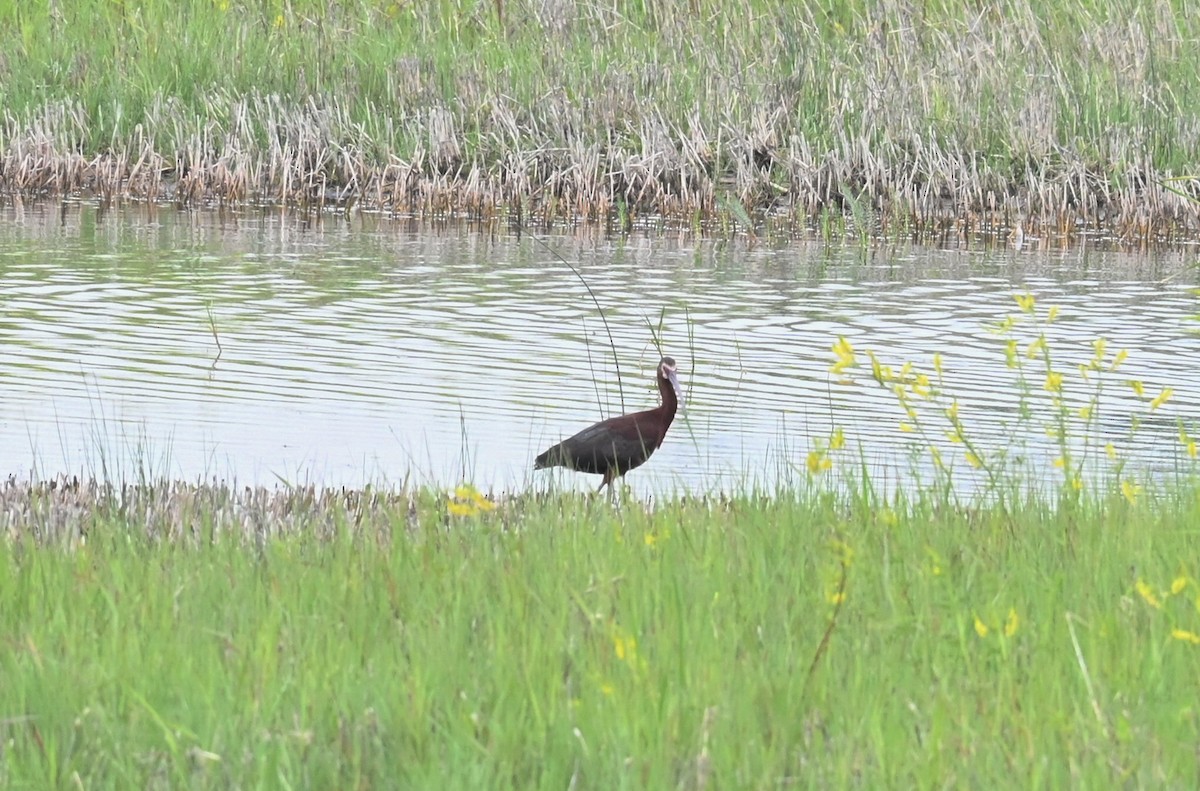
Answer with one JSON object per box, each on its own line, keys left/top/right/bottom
{"left": 4, "top": 117, "right": 1197, "bottom": 242}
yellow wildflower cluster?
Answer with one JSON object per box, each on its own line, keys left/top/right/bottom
{"left": 612, "top": 623, "right": 645, "bottom": 673}
{"left": 829, "top": 294, "right": 1191, "bottom": 506}
{"left": 1134, "top": 574, "right": 1200, "bottom": 645}
{"left": 862, "top": 350, "right": 941, "bottom": 448}
{"left": 807, "top": 427, "right": 845, "bottom": 475}
{"left": 838, "top": 340, "right": 983, "bottom": 475}
{"left": 1120, "top": 478, "right": 1142, "bottom": 506}
{"left": 598, "top": 622, "right": 646, "bottom": 698}
{"left": 643, "top": 527, "right": 671, "bottom": 549}
{"left": 1078, "top": 338, "right": 1128, "bottom": 382}
{"left": 1127, "top": 380, "right": 1174, "bottom": 411}
{"left": 613, "top": 630, "right": 637, "bottom": 663}
{"left": 1179, "top": 425, "right": 1199, "bottom": 459}
{"left": 973, "top": 608, "right": 1020, "bottom": 639}
{"left": 830, "top": 336, "right": 857, "bottom": 379}
{"left": 446, "top": 484, "right": 497, "bottom": 517}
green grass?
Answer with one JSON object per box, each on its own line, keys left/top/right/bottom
{"left": 2, "top": 283, "right": 1197, "bottom": 786}
{"left": 1, "top": 0, "right": 1198, "bottom": 229}
{"left": 1, "top": 481, "right": 1198, "bottom": 788}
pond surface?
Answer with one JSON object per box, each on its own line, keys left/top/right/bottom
{"left": 1, "top": 202, "right": 1198, "bottom": 495}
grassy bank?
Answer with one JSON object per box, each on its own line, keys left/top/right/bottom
{"left": 2, "top": 0, "right": 1199, "bottom": 237}
{"left": 1, "top": 476, "right": 1198, "bottom": 787}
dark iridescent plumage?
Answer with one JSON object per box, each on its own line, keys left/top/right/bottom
{"left": 535, "top": 357, "right": 683, "bottom": 491}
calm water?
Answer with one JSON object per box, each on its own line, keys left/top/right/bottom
{"left": 1, "top": 202, "right": 1198, "bottom": 495}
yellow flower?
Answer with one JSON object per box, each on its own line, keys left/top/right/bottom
{"left": 1171, "top": 629, "right": 1200, "bottom": 645}
{"left": 1171, "top": 576, "right": 1189, "bottom": 595}
{"left": 1110, "top": 349, "right": 1129, "bottom": 371}
{"left": 973, "top": 616, "right": 989, "bottom": 638}
{"left": 1150, "top": 387, "right": 1174, "bottom": 411}
{"left": 1121, "top": 479, "right": 1142, "bottom": 505}
{"left": 899, "top": 422, "right": 915, "bottom": 433}
{"left": 827, "top": 590, "right": 846, "bottom": 605}
{"left": 644, "top": 532, "right": 658, "bottom": 548}
{"left": 448, "top": 484, "right": 496, "bottom": 517}
{"left": 1129, "top": 380, "right": 1145, "bottom": 398}
{"left": 1027, "top": 337, "right": 1047, "bottom": 359}
{"left": 600, "top": 681, "right": 615, "bottom": 696}
{"left": 1014, "top": 292, "right": 1036, "bottom": 312}
{"left": 806, "top": 450, "right": 832, "bottom": 474}
{"left": 932, "top": 353, "right": 944, "bottom": 378}
{"left": 868, "top": 351, "right": 884, "bottom": 382}
{"left": 1076, "top": 404, "right": 1092, "bottom": 420}
{"left": 1053, "top": 456, "right": 1066, "bottom": 469}
{"left": 1070, "top": 476, "right": 1084, "bottom": 491}
{"left": 965, "top": 452, "right": 983, "bottom": 469}
{"left": 1106, "top": 443, "right": 1118, "bottom": 460}
{"left": 830, "top": 337, "right": 857, "bottom": 374}
{"left": 446, "top": 500, "right": 477, "bottom": 517}
{"left": 829, "top": 427, "right": 846, "bottom": 451}
{"left": 1044, "top": 371, "right": 1064, "bottom": 393}
{"left": 1179, "top": 426, "right": 1197, "bottom": 459}
{"left": 613, "top": 633, "right": 637, "bottom": 662}
{"left": 1004, "top": 608, "right": 1020, "bottom": 637}
{"left": 1135, "top": 580, "right": 1162, "bottom": 609}
{"left": 946, "top": 399, "right": 959, "bottom": 422}
{"left": 1047, "top": 305, "right": 1060, "bottom": 322}
{"left": 1004, "top": 340, "right": 1019, "bottom": 368}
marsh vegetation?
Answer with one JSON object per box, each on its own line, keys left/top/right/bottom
{"left": 3, "top": 3, "right": 1200, "bottom": 786}
{"left": 2, "top": 0, "right": 1199, "bottom": 237}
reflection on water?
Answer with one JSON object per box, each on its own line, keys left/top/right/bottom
{"left": 0, "top": 202, "right": 1198, "bottom": 494}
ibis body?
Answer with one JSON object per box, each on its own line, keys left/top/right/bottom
{"left": 534, "top": 356, "right": 683, "bottom": 491}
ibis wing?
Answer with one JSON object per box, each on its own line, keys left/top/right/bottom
{"left": 535, "top": 412, "right": 664, "bottom": 475}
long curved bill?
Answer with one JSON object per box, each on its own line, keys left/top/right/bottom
{"left": 667, "top": 367, "right": 686, "bottom": 416}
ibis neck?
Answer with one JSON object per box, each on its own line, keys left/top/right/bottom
{"left": 657, "top": 375, "right": 678, "bottom": 423}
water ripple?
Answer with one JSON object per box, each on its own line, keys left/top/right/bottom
{"left": 1, "top": 204, "right": 1199, "bottom": 492}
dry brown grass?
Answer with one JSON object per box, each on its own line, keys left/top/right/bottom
{"left": 0, "top": 474, "right": 415, "bottom": 547}
{"left": 3, "top": 91, "right": 1196, "bottom": 242}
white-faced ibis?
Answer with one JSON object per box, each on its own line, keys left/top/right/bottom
{"left": 535, "top": 356, "right": 683, "bottom": 491}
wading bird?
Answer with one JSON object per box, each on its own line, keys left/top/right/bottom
{"left": 535, "top": 356, "right": 683, "bottom": 492}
